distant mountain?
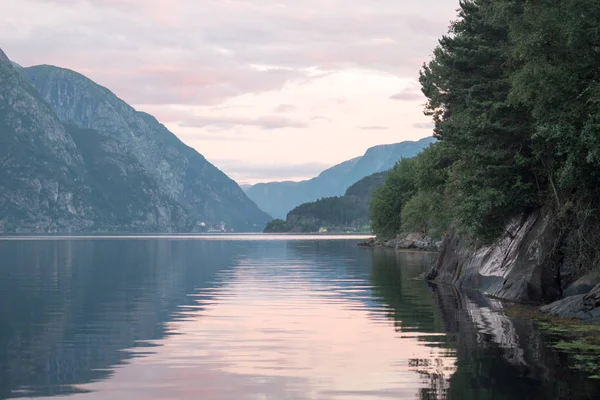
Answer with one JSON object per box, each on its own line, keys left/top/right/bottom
{"left": 247, "top": 137, "right": 435, "bottom": 219}
{"left": 264, "top": 171, "right": 388, "bottom": 233}
{"left": 0, "top": 48, "right": 270, "bottom": 232}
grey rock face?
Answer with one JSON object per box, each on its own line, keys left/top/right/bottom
{"left": 0, "top": 48, "right": 270, "bottom": 232}
{"left": 428, "top": 212, "right": 563, "bottom": 302}
{"left": 0, "top": 48, "right": 97, "bottom": 232}
{"left": 429, "top": 209, "right": 600, "bottom": 320}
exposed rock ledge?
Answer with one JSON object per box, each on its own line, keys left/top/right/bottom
{"left": 540, "top": 283, "right": 600, "bottom": 323}
{"left": 426, "top": 211, "right": 600, "bottom": 322}
{"left": 358, "top": 232, "right": 441, "bottom": 252}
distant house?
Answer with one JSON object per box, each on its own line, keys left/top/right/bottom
{"left": 319, "top": 227, "right": 328, "bottom": 233}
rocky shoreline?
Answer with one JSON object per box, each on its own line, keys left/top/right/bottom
{"left": 358, "top": 232, "right": 442, "bottom": 252}
{"left": 360, "top": 222, "right": 600, "bottom": 323}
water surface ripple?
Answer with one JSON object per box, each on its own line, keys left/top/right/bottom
{"left": 0, "top": 236, "right": 598, "bottom": 399}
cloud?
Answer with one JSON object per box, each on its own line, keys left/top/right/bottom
{"left": 178, "top": 115, "right": 307, "bottom": 130}
{"left": 413, "top": 122, "right": 435, "bottom": 129}
{"left": 212, "top": 160, "right": 333, "bottom": 182}
{"left": 0, "top": 0, "right": 459, "bottom": 182}
{"left": 1, "top": 0, "right": 458, "bottom": 106}
{"left": 359, "top": 126, "right": 388, "bottom": 130}
{"left": 390, "top": 91, "right": 423, "bottom": 101}
{"left": 274, "top": 104, "right": 296, "bottom": 113}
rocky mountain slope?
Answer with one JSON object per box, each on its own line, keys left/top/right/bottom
{"left": 0, "top": 48, "right": 270, "bottom": 232}
{"left": 246, "top": 137, "right": 435, "bottom": 219}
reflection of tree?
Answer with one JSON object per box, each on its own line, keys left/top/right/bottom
{"left": 367, "top": 250, "right": 600, "bottom": 399}
{"left": 410, "top": 358, "right": 451, "bottom": 400}
{"left": 431, "top": 284, "right": 600, "bottom": 400}
{"left": 367, "top": 249, "right": 455, "bottom": 398}
{"left": 0, "top": 239, "right": 240, "bottom": 398}
{"left": 369, "top": 250, "right": 443, "bottom": 333}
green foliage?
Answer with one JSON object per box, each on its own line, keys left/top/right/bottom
{"left": 266, "top": 171, "right": 389, "bottom": 233}
{"left": 263, "top": 219, "right": 292, "bottom": 233}
{"left": 419, "top": 0, "right": 539, "bottom": 241}
{"left": 370, "top": 0, "right": 600, "bottom": 259}
{"left": 287, "top": 196, "right": 364, "bottom": 228}
{"left": 504, "top": 0, "right": 600, "bottom": 271}
{"left": 369, "top": 158, "right": 418, "bottom": 238}
{"left": 344, "top": 172, "right": 387, "bottom": 198}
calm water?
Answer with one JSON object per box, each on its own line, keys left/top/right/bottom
{"left": 0, "top": 235, "right": 599, "bottom": 399}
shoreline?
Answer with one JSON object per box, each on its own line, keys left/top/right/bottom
{"left": 357, "top": 233, "right": 441, "bottom": 252}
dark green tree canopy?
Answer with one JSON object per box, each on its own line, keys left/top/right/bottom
{"left": 369, "top": 0, "right": 600, "bottom": 271}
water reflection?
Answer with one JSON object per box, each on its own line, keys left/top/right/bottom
{"left": 0, "top": 239, "right": 241, "bottom": 398}
{"left": 0, "top": 237, "right": 599, "bottom": 399}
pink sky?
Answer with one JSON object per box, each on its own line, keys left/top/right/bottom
{"left": 0, "top": 0, "right": 459, "bottom": 184}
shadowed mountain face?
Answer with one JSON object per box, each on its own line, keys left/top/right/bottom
{"left": 0, "top": 47, "right": 270, "bottom": 232}
{"left": 246, "top": 137, "right": 435, "bottom": 219}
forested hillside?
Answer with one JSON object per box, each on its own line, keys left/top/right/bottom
{"left": 264, "top": 172, "right": 387, "bottom": 232}
{"left": 370, "top": 0, "right": 600, "bottom": 273}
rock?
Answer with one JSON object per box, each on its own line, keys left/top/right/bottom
{"left": 540, "top": 295, "right": 586, "bottom": 319}
{"left": 357, "top": 233, "right": 439, "bottom": 251}
{"left": 563, "top": 270, "right": 600, "bottom": 297}
{"left": 393, "top": 232, "right": 438, "bottom": 251}
{"left": 584, "top": 283, "right": 600, "bottom": 309}
{"left": 428, "top": 212, "right": 563, "bottom": 302}
{"left": 357, "top": 238, "right": 376, "bottom": 247}
{"left": 541, "top": 283, "right": 600, "bottom": 322}
{"left": 0, "top": 47, "right": 271, "bottom": 233}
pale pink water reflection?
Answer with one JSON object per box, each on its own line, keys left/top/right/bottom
{"left": 52, "top": 254, "right": 455, "bottom": 400}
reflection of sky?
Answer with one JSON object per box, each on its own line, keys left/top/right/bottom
{"left": 55, "top": 254, "right": 456, "bottom": 399}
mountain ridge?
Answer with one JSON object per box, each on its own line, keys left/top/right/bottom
{"left": 246, "top": 137, "right": 435, "bottom": 218}
{"left": 0, "top": 48, "right": 271, "bottom": 232}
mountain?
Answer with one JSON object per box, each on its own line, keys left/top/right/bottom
{"left": 264, "top": 171, "right": 388, "bottom": 233}
{"left": 0, "top": 48, "right": 270, "bottom": 232}
{"left": 247, "top": 137, "right": 435, "bottom": 219}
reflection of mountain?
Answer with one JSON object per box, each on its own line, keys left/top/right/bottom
{"left": 0, "top": 239, "right": 241, "bottom": 398}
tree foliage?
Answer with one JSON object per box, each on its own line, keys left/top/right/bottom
{"left": 264, "top": 171, "right": 388, "bottom": 233}
{"left": 369, "top": 158, "right": 418, "bottom": 238}
{"left": 370, "top": 0, "right": 600, "bottom": 270}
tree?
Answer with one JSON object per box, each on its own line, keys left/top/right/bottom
{"left": 369, "top": 158, "right": 418, "bottom": 238}
{"left": 419, "top": 0, "right": 539, "bottom": 240}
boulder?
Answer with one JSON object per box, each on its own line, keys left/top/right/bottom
{"left": 541, "top": 283, "right": 600, "bottom": 322}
